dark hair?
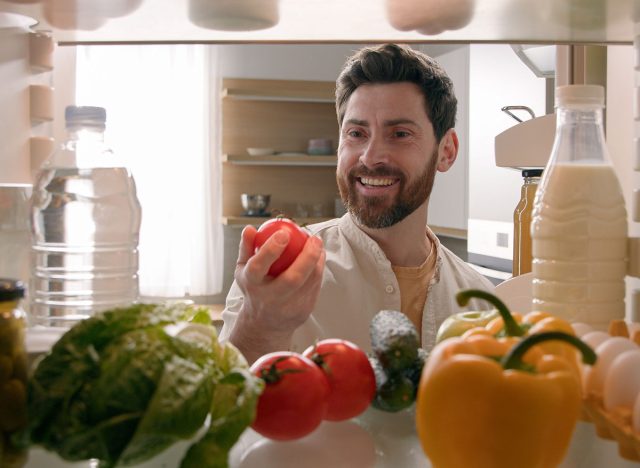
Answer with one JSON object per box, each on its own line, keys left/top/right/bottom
{"left": 335, "top": 44, "right": 457, "bottom": 141}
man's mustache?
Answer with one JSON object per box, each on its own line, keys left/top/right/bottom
{"left": 348, "top": 165, "right": 404, "bottom": 179}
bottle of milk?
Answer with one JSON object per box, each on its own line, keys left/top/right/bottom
{"left": 531, "top": 85, "right": 628, "bottom": 330}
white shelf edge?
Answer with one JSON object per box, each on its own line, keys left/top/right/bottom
{"left": 222, "top": 154, "right": 337, "bottom": 167}
{"left": 221, "top": 217, "right": 466, "bottom": 239}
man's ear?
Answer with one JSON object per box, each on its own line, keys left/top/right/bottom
{"left": 437, "top": 128, "right": 458, "bottom": 172}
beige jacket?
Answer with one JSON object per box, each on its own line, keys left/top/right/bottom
{"left": 219, "top": 214, "right": 495, "bottom": 354}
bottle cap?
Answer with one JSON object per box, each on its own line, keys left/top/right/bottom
{"left": 522, "top": 168, "right": 543, "bottom": 178}
{"left": 65, "top": 106, "right": 107, "bottom": 128}
{"left": 0, "top": 279, "right": 25, "bottom": 301}
{"left": 555, "top": 85, "right": 604, "bottom": 108}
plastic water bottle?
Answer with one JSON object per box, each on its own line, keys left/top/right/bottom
{"left": 531, "top": 85, "right": 628, "bottom": 331}
{"left": 29, "top": 106, "right": 142, "bottom": 326}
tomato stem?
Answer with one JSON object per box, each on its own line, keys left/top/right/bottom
{"left": 259, "top": 356, "right": 304, "bottom": 384}
{"left": 309, "top": 350, "right": 334, "bottom": 376}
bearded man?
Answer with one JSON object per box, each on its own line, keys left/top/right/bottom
{"left": 220, "top": 44, "right": 494, "bottom": 364}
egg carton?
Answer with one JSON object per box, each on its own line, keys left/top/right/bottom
{"left": 580, "top": 320, "right": 640, "bottom": 462}
{"left": 582, "top": 395, "right": 640, "bottom": 461}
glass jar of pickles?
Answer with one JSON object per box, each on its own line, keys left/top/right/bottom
{"left": 0, "top": 279, "right": 28, "bottom": 467}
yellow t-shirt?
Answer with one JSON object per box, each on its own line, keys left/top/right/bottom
{"left": 391, "top": 231, "right": 438, "bottom": 338}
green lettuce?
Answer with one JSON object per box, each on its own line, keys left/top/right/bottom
{"left": 21, "top": 303, "right": 262, "bottom": 467}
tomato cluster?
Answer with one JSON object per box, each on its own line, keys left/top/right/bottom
{"left": 249, "top": 339, "right": 376, "bottom": 440}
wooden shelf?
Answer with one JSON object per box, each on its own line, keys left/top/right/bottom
{"left": 223, "top": 88, "right": 334, "bottom": 103}
{"left": 222, "top": 79, "right": 335, "bottom": 103}
{"left": 223, "top": 153, "right": 336, "bottom": 166}
{"left": 205, "top": 303, "right": 224, "bottom": 322}
{"left": 222, "top": 216, "right": 333, "bottom": 226}
{"left": 431, "top": 225, "right": 467, "bottom": 240}
{"left": 221, "top": 78, "right": 339, "bottom": 223}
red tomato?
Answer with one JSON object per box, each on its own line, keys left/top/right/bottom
{"left": 250, "top": 351, "right": 330, "bottom": 441}
{"left": 254, "top": 218, "right": 310, "bottom": 277}
{"left": 303, "top": 339, "right": 376, "bottom": 421}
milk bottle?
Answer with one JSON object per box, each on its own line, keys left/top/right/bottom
{"left": 531, "top": 85, "right": 628, "bottom": 330}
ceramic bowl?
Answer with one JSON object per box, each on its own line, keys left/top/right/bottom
{"left": 247, "top": 147, "right": 275, "bottom": 156}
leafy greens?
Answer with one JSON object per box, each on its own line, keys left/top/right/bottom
{"left": 21, "top": 303, "right": 262, "bottom": 467}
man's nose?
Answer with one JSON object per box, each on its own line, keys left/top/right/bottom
{"left": 359, "top": 134, "right": 391, "bottom": 167}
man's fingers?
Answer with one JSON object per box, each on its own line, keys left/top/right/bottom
{"left": 237, "top": 225, "right": 258, "bottom": 265}
{"left": 271, "top": 235, "right": 324, "bottom": 288}
{"left": 301, "top": 245, "right": 326, "bottom": 292}
{"left": 244, "top": 229, "right": 291, "bottom": 282}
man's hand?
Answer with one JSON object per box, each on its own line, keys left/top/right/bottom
{"left": 229, "top": 224, "right": 325, "bottom": 363}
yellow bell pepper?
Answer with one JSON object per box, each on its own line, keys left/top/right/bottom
{"left": 455, "top": 289, "right": 576, "bottom": 338}
{"left": 455, "top": 289, "right": 583, "bottom": 382}
{"left": 416, "top": 331, "right": 596, "bottom": 468}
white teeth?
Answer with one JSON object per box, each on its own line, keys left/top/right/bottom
{"left": 360, "top": 177, "right": 394, "bottom": 187}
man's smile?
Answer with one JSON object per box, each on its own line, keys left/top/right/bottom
{"left": 358, "top": 176, "right": 398, "bottom": 187}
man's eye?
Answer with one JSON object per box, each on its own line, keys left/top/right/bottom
{"left": 347, "top": 129, "right": 363, "bottom": 137}
{"left": 394, "top": 130, "right": 410, "bottom": 137}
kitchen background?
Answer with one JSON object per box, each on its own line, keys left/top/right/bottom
{"left": 1, "top": 27, "right": 637, "bottom": 316}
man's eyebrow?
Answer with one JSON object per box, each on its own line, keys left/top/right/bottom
{"left": 343, "top": 118, "right": 368, "bottom": 127}
{"left": 343, "top": 118, "right": 419, "bottom": 127}
{"left": 385, "top": 118, "right": 419, "bottom": 127}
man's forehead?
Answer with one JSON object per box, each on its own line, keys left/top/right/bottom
{"left": 344, "top": 83, "right": 427, "bottom": 113}
{"left": 343, "top": 100, "right": 429, "bottom": 128}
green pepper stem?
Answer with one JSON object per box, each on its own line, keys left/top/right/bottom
{"left": 455, "top": 289, "right": 525, "bottom": 337}
{"left": 501, "top": 331, "right": 597, "bottom": 371}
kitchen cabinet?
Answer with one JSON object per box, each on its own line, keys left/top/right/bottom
{"left": 221, "top": 77, "right": 339, "bottom": 225}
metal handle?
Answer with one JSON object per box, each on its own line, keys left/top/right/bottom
{"left": 501, "top": 105, "right": 536, "bottom": 123}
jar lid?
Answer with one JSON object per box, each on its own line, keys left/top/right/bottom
{"left": 555, "top": 85, "right": 604, "bottom": 108}
{"left": 522, "top": 168, "right": 543, "bottom": 178}
{"left": 0, "top": 279, "right": 25, "bottom": 301}
{"left": 65, "top": 105, "right": 106, "bottom": 128}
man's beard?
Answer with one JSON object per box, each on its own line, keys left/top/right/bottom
{"left": 336, "top": 150, "right": 439, "bottom": 229}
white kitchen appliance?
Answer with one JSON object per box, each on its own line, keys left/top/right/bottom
{"left": 468, "top": 109, "right": 556, "bottom": 286}
{"left": 467, "top": 218, "right": 513, "bottom": 285}
{"left": 464, "top": 44, "right": 551, "bottom": 285}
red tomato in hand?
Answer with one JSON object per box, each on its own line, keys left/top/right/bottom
{"left": 254, "top": 218, "right": 310, "bottom": 277}
{"left": 250, "top": 351, "right": 330, "bottom": 441}
{"left": 303, "top": 339, "right": 376, "bottom": 421}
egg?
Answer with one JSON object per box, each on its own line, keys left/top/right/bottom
{"left": 632, "top": 391, "right": 640, "bottom": 434}
{"left": 580, "top": 331, "right": 610, "bottom": 350}
{"left": 603, "top": 349, "right": 640, "bottom": 411}
{"left": 577, "top": 331, "right": 611, "bottom": 391}
{"left": 571, "top": 322, "right": 593, "bottom": 337}
{"left": 585, "top": 337, "right": 638, "bottom": 397}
